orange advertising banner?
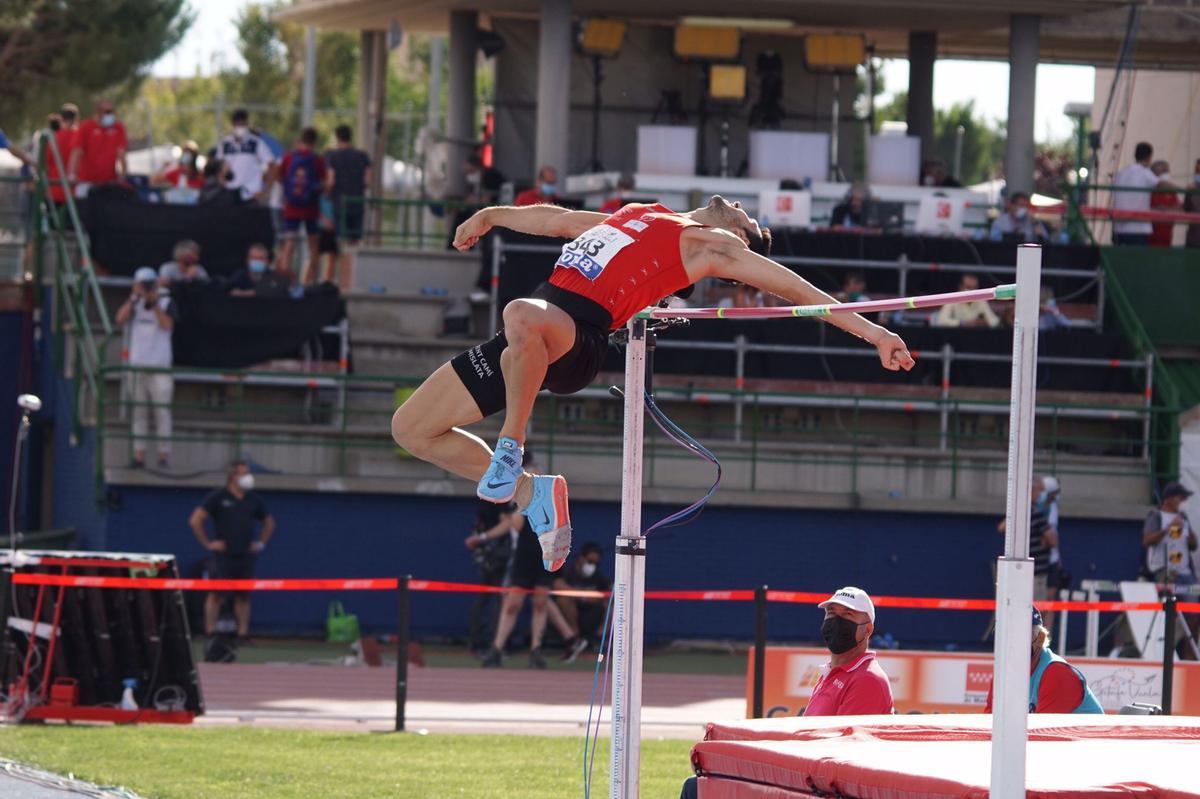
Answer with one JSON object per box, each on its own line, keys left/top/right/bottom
{"left": 747, "top": 647, "right": 1200, "bottom": 717}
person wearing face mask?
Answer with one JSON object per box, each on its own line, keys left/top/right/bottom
{"left": 67, "top": 99, "right": 127, "bottom": 196}
{"left": 190, "top": 459, "right": 276, "bottom": 640}
{"left": 216, "top": 108, "right": 278, "bottom": 203}
{"left": 989, "top": 191, "right": 1049, "bottom": 243}
{"left": 553, "top": 541, "right": 610, "bottom": 656}
{"left": 514, "top": 164, "right": 563, "bottom": 206}
{"left": 1184, "top": 159, "right": 1200, "bottom": 249}
{"left": 152, "top": 140, "right": 204, "bottom": 191}
{"left": 115, "top": 266, "right": 178, "bottom": 469}
{"left": 986, "top": 608, "right": 1103, "bottom": 714}
{"left": 805, "top": 587, "right": 895, "bottom": 716}
{"left": 228, "top": 243, "right": 289, "bottom": 297}
{"left": 157, "top": 239, "right": 210, "bottom": 285}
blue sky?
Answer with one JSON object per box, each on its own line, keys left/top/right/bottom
{"left": 154, "top": 1, "right": 1094, "bottom": 142}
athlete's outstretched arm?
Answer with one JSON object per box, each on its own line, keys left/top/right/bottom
{"left": 690, "top": 230, "right": 915, "bottom": 372}
{"left": 453, "top": 205, "right": 608, "bottom": 250}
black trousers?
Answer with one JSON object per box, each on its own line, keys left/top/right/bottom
{"left": 468, "top": 569, "right": 505, "bottom": 650}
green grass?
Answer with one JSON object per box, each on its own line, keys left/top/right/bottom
{"left": 0, "top": 727, "right": 694, "bottom": 798}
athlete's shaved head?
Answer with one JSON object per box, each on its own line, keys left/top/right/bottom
{"left": 697, "top": 195, "right": 772, "bottom": 257}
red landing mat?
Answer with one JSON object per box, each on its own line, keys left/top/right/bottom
{"left": 692, "top": 715, "right": 1200, "bottom": 799}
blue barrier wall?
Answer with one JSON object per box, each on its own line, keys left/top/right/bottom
{"left": 0, "top": 311, "right": 24, "bottom": 536}
{"left": 102, "top": 485, "right": 1141, "bottom": 650}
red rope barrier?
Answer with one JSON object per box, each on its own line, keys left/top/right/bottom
{"left": 9, "top": 573, "right": 1198, "bottom": 613}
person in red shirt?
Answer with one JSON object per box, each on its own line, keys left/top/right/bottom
{"left": 68, "top": 99, "right": 127, "bottom": 192}
{"left": 44, "top": 105, "right": 80, "bottom": 205}
{"left": 805, "top": 587, "right": 896, "bottom": 716}
{"left": 276, "top": 127, "right": 327, "bottom": 284}
{"left": 598, "top": 174, "right": 636, "bottom": 214}
{"left": 152, "top": 140, "right": 204, "bottom": 191}
{"left": 1148, "top": 160, "right": 1180, "bottom": 247}
{"left": 514, "top": 164, "right": 562, "bottom": 206}
{"left": 986, "top": 607, "right": 1103, "bottom": 714}
{"left": 391, "top": 197, "right": 914, "bottom": 570}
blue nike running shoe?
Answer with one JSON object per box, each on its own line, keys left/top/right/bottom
{"left": 477, "top": 436, "right": 523, "bottom": 503}
{"left": 525, "top": 474, "right": 571, "bottom": 571}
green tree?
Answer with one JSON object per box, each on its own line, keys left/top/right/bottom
{"left": 875, "top": 91, "right": 1006, "bottom": 185}
{"left": 0, "top": 0, "right": 192, "bottom": 135}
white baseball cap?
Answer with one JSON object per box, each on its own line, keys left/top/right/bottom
{"left": 134, "top": 266, "right": 158, "bottom": 283}
{"left": 1042, "top": 476, "right": 1059, "bottom": 494}
{"left": 818, "top": 586, "right": 875, "bottom": 623}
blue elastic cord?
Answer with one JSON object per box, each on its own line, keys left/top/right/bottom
{"left": 644, "top": 391, "right": 722, "bottom": 533}
{"left": 582, "top": 592, "right": 616, "bottom": 799}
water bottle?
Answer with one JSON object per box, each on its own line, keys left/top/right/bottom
{"left": 120, "top": 678, "right": 138, "bottom": 710}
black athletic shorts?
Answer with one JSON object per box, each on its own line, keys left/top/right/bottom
{"left": 317, "top": 228, "right": 339, "bottom": 254}
{"left": 450, "top": 283, "right": 612, "bottom": 418}
{"left": 506, "top": 527, "right": 554, "bottom": 589}
{"left": 212, "top": 553, "right": 257, "bottom": 597}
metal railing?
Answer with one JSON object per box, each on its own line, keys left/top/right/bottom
{"left": 30, "top": 130, "right": 114, "bottom": 435}
{"left": 93, "top": 364, "right": 1173, "bottom": 502}
{"left": 488, "top": 238, "right": 1104, "bottom": 334}
{"left": 340, "top": 196, "right": 477, "bottom": 249}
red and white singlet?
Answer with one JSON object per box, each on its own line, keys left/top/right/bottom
{"left": 548, "top": 203, "right": 702, "bottom": 330}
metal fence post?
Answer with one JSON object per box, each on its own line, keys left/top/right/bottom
{"left": 1162, "top": 594, "right": 1176, "bottom": 715}
{"left": 753, "top": 585, "right": 768, "bottom": 718}
{"left": 395, "top": 574, "right": 411, "bottom": 732}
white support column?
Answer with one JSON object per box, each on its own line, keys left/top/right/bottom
{"left": 447, "top": 10, "right": 479, "bottom": 198}
{"left": 302, "top": 26, "right": 317, "bottom": 127}
{"left": 612, "top": 318, "right": 648, "bottom": 799}
{"left": 990, "top": 244, "right": 1042, "bottom": 799}
{"left": 1005, "top": 15, "right": 1040, "bottom": 196}
{"left": 535, "top": 0, "right": 572, "bottom": 180}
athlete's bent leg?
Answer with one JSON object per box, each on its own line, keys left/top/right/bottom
{"left": 391, "top": 362, "right": 493, "bottom": 482}
{"left": 497, "top": 299, "right": 577, "bottom": 443}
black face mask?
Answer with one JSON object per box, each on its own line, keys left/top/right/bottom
{"left": 821, "top": 615, "right": 863, "bottom": 655}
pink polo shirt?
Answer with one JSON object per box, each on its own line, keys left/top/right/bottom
{"left": 804, "top": 651, "right": 895, "bottom": 716}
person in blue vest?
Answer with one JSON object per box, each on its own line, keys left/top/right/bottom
{"left": 986, "top": 607, "right": 1103, "bottom": 714}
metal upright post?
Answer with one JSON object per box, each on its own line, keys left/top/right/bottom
{"left": 612, "top": 317, "right": 648, "bottom": 799}
{"left": 990, "top": 244, "right": 1041, "bottom": 799}
{"left": 1163, "top": 595, "right": 1177, "bottom": 715}
{"left": 489, "top": 237, "right": 503, "bottom": 334}
{"left": 395, "top": 575, "right": 411, "bottom": 732}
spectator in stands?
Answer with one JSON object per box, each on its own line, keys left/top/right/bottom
{"left": 228, "top": 243, "right": 291, "bottom": 297}
{"left": 1148, "top": 160, "right": 1179, "bottom": 247}
{"left": 463, "top": 154, "right": 505, "bottom": 206}
{"left": 1038, "top": 286, "right": 1071, "bottom": 331}
{"left": 0, "top": 128, "right": 31, "bottom": 166}
{"left": 599, "top": 174, "right": 636, "bottom": 214}
{"left": 189, "top": 459, "right": 276, "bottom": 640}
{"left": 277, "top": 127, "right": 326, "bottom": 285}
{"left": 216, "top": 108, "right": 276, "bottom": 203}
{"left": 514, "top": 164, "right": 561, "bottom": 206}
{"left": 324, "top": 124, "right": 372, "bottom": 288}
{"left": 985, "top": 607, "right": 1103, "bottom": 714}
{"left": 43, "top": 108, "right": 78, "bottom": 206}
{"left": 115, "top": 267, "right": 177, "bottom": 469}
{"left": 838, "top": 270, "right": 870, "bottom": 303}
{"left": 935, "top": 273, "right": 1000, "bottom": 328}
{"left": 152, "top": 140, "right": 204, "bottom": 191}
{"left": 989, "top": 192, "right": 1049, "bottom": 243}
{"left": 1185, "top": 158, "right": 1200, "bottom": 249}
{"left": 480, "top": 506, "right": 587, "bottom": 668}
{"left": 807, "top": 586, "right": 895, "bottom": 715}
{"left": 553, "top": 542, "right": 611, "bottom": 650}
{"left": 998, "top": 476, "right": 1059, "bottom": 607}
{"left": 157, "top": 240, "right": 209, "bottom": 285}
{"left": 198, "top": 157, "right": 235, "bottom": 206}
{"left": 1041, "top": 475, "right": 1064, "bottom": 585}
{"left": 465, "top": 500, "right": 516, "bottom": 656}
{"left": 1142, "top": 482, "right": 1197, "bottom": 586}
{"left": 1112, "top": 142, "right": 1172, "bottom": 246}
{"left": 921, "top": 159, "right": 962, "bottom": 188}
{"left": 67, "top": 99, "right": 127, "bottom": 196}
{"left": 830, "top": 183, "right": 869, "bottom": 228}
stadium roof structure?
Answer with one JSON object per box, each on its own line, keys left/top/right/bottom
{"left": 278, "top": 0, "right": 1200, "bottom": 69}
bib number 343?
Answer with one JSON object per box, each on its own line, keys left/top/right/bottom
{"left": 556, "top": 225, "right": 634, "bottom": 281}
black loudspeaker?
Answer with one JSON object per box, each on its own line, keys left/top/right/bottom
{"left": 0, "top": 550, "right": 204, "bottom": 723}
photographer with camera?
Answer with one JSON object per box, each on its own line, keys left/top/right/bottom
{"left": 465, "top": 499, "right": 516, "bottom": 656}
{"left": 115, "top": 267, "right": 177, "bottom": 469}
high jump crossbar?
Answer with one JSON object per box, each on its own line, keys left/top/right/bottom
{"left": 611, "top": 251, "right": 1040, "bottom": 799}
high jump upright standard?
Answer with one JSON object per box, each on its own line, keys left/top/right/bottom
{"left": 609, "top": 245, "right": 1042, "bottom": 799}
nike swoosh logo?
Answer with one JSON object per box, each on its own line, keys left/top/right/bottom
{"left": 486, "top": 480, "right": 513, "bottom": 490}
{"left": 539, "top": 510, "right": 552, "bottom": 527}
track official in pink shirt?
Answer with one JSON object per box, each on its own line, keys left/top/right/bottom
{"left": 805, "top": 586, "right": 895, "bottom": 716}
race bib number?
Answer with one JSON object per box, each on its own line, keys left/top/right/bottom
{"left": 556, "top": 225, "right": 634, "bottom": 281}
